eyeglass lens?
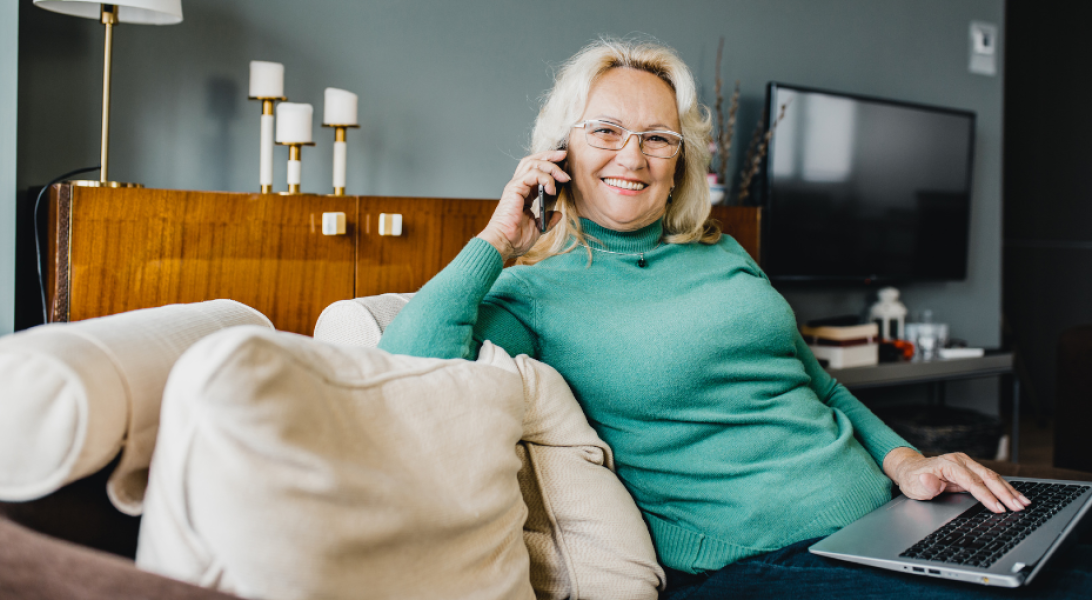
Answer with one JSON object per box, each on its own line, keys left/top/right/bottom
{"left": 583, "top": 121, "right": 681, "bottom": 158}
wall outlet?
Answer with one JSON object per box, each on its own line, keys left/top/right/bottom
{"left": 969, "top": 21, "right": 998, "bottom": 76}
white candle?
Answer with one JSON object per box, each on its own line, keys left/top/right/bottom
{"left": 287, "top": 158, "right": 302, "bottom": 186}
{"left": 333, "top": 140, "right": 347, "bottom": 189}
{"left": 323, "top": 88, "right": 358, "bottom": 126}
{"left": 249, "top": 61, "right": 284, "bottom": 98}
{"left": 259, "top": 113, "right": 274, "bottom": 187}
{"left": 276, "top": 103, "right": 313, "bottom": 144}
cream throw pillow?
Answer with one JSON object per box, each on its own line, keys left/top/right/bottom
{"left": 0, "top": 300, "right": 272, "bottom": 514}
{"left": 137, "top": 326, "right": 662, "bottom": 600}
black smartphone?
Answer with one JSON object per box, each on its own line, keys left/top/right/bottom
{"left": 536, "top": 184, "right": 558, "bottom": 233}
{"left": 536, "top": 158, "right": 567, "bottom": 233}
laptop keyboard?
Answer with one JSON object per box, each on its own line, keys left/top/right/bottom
{"left": 899, "top": 481, "right": 1090, "bottom": 568}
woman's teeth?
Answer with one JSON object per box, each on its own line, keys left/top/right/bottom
{"left": 603, "top": 178, "right": 647, "bottom": 191}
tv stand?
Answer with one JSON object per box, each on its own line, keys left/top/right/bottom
{"left": 829, "top": 353, "right": 1019, "bottom": 462}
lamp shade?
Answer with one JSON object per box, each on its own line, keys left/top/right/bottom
{"left": 34, "top": 0, "right": 183, "bottom": 25}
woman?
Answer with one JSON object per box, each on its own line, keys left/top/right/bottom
{"left": 378, "top": 39, "right": 1088, "bottom": 598}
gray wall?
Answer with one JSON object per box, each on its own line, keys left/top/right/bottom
{"left": 14, "top": 0, "right": 1006, "bottom": 407}
{"left": 1, "top": 2, "right": 18, "bottom": 335}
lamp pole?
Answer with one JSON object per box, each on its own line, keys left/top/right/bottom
{"left": 99, "top": 3, "right": 117, "bottom": 184}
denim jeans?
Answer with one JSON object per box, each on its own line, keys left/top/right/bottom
{"left": 661, "top": 536, "right": 1092, "bottom": 599}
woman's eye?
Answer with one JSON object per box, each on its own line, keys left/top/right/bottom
{"left": 593, "top": 127, "right": 620, "bottom": 136}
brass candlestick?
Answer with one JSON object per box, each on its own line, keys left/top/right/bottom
{"left": 322, "top": 123, "right": 359, "bottom": 196}
{"left": 249, "top": 95, "right": 286, "bottom": 194}
{"left": 277, "top": 141, "right": 315, "bottom": 195}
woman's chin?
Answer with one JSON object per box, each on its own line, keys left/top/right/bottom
{"left": 594, "top": 212, "right": 660, "bottom": 231}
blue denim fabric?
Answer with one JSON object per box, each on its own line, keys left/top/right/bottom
{"left": 661, "top": 536, "right": 1092, "bottom": 599}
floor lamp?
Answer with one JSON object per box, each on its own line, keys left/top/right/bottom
{"left": 33, "top": 1, "right": 184, "bottom": 188}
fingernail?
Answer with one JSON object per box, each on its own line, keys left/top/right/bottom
{"left": 997, "top": 502, "right": 1007, "bottom": 512}
{"left": 1019, "top": 494, "right": 1031, "bottom": 504}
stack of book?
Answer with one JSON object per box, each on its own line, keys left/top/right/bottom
{"left": 800, "top": 322, "right": 880, "bottom": 369}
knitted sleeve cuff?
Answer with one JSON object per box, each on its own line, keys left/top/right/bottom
{"left": 452, "top": 237, "right": 505, "bottom": 294}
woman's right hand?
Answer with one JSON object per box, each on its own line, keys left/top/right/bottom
{"left": 477, "top": 149, "right": 570, "bottom": 261}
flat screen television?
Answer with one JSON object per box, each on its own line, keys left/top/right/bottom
{"left": 761, "top": 83, "right": 975, "bottom": 284}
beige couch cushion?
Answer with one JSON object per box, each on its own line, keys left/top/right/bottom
{"left": 138, "top": 326, "right": 662, "bottom": 600}
{"left": 0, "top": 300, "right": 273, "bottom": 514}
{"left": 313, "top": 294, "right": 664, "bottom": 599}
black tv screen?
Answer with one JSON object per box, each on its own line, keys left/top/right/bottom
{"left": 762, "top": 83, "right": 975, "bottom": 283}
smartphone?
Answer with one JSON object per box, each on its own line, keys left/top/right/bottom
{"left": 536, "top": 184, "right": 558, "bottom": 233}
{"left": 536, "top": 158, "right": 567, "bottom": 233}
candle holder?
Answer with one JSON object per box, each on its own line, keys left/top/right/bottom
{"left": 249, "top": 95, "right": 286, "bottom": 194}
{"left": 322, "top": 123, "right": 359, "bottom": 196}
{"left": 276, "top": 141, "right": 315, "bottom": 195}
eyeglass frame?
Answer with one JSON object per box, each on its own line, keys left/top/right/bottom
{"left": 571, "top": 119, "right": 684, "bottom": 159}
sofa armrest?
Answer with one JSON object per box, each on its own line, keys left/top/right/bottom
{"left": 0, "top": 516, "right": 237, "bottom": 600}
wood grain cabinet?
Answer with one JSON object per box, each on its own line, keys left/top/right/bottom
{"left": 47, "top": 184, "right": 759, "bottom": 335}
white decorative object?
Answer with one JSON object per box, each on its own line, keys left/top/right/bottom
{"left": 247, "top": 61, "right": 286, "bottom": 193}
{"left": 276, "top": 102, "right": 313, "bottom": 144}
{"left": 248, "top": 60, "right": 284, "bottom": 98}
{"left": 706, "top": 173, "right": 726, "bottom": 205}
{"left": 869, "top": 286, "right": 907, "bottom": 340}
{"left": 379, "top": 213, "right": 403, "bottom": 236}
{"left": 323, "top": 88, "right": 358, "bottom": 126}
{"left": 276, "top": 103, "right": 314, "bottom": 194}
{"left": 322, "top": 212, "right": 346, "bottom": 236}
{"left": 323, "top": 88, "right": 360, "bottom": 195}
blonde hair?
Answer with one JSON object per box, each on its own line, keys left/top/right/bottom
{"left": 518, "top": 37, "right": 720, "bottom": 266}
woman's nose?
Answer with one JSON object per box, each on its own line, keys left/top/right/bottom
{"left": 615, "top": 134, "right": 647, "bottom": 169}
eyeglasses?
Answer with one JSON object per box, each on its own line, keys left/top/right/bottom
{"left": 572, "top": 120, "right": 683, "bottom": 159}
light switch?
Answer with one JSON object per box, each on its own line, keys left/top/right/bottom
{"left": 322, "top": 212, "right": 346, "bottom": 235}
{"left": 969, "top": 21, "right": 997, "bottom": 76}
{"left": 379, "top": 213, "right": 403, "bottom": 236}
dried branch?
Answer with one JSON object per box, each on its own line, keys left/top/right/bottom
{"left": 738, "top": 99, "right": 790, "bottom": 203}
{"left": 718, "top": 81, "right": 739, "bottom": 185}
{"left": 714, "top": 38, "right": 724, "bottom": 181}
{"left": 712, "top": 38, "right": 738, "bottom": 185}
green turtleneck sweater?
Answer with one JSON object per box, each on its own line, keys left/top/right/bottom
{"left": 378, "top": 218, "right": 911, "bottom": 574}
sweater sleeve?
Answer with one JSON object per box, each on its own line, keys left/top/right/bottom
{"left": 793, "top": 327, "right": 917, "bottom": 467}
{"left": 721, "top": 234, "right": 916, "bottom": 466}
{"left": 377, "top": 238, "right": 537, "bottom": 360}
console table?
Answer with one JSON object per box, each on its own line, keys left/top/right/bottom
{"left": 44, "top": 184, "right": 761, "bottom": 335}
{"left": 829, "top": 353, "right": 1020, "bottom": 462}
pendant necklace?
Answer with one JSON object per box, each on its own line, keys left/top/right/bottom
{"left": 581, "top": 241, "right": 662, "bottom": 268}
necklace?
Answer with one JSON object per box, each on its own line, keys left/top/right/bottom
{"left": 581, "top": 241, "right": 662, "bottom": 268}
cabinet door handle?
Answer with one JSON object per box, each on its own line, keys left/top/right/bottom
{"left": 322, "top": 212, "right": 346, "bottom": 235}
{"left": 379, "top": 213, "right": 403, "bottom": 236}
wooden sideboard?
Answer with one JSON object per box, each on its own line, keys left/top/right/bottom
{"left": 47, "top": 184, "right": 760, "bottom": 334}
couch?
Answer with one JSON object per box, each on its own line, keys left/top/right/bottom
{"left": 2, "top": 298, "right": 1091, "bottom": 600}
{"left": 1, "top": 298, "right": 664, "bottom": 600}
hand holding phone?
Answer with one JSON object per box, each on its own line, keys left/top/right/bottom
{"left": 478, "top": 149, "right": 569, "bottom": 261}
{"left": 536, "top": 184, "right": 560, "bottom": 233}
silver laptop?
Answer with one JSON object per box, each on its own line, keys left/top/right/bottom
{"left": 810, "top": 478, "right": 1092, "bottom": 588}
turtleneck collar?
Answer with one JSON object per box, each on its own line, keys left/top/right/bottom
{"left": 579, "top": 218, "right": 664, "bottom": 254}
